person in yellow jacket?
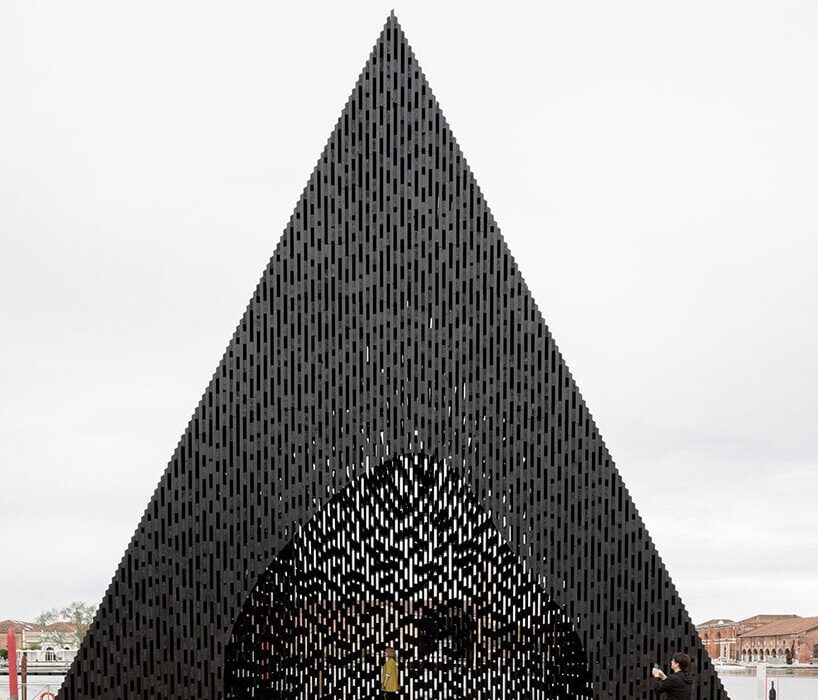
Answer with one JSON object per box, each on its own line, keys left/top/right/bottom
{"left": 380, "top": 646, "right": 399, "bottom": 698}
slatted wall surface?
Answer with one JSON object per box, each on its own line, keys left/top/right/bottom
{"left": 225, "top": 454, "right": 594, "bottom": 699}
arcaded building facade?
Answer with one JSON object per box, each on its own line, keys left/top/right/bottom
{"left": 737, "top": 617, "right": 818, "bottom": 664}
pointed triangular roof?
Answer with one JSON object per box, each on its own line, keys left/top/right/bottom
{"left": 59, "top": 15, "right": 727, "bottom": 700}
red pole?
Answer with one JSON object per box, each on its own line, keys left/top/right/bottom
{"left": 7, "top": 628, "right": 19, "bottom": 700}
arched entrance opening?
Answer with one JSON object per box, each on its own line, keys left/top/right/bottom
{"left": 224, "top": 454, "right": 595, "bottom": 699}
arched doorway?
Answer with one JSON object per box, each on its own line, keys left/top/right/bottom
{"left": 225, "top": 454, "right": 596, "bottom": 699}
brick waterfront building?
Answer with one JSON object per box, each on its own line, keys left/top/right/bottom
{"left": 737, "top": 616, "right": 818, "bottom": 664}
{"left": 696, "top": 614, "right": 800, "bottom": 661}
{"left": 697, "top": 619, "right": 737, "bottom": 660}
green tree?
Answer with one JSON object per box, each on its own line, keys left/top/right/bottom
{"left": 60, "top": 601, "right": 96, "bottom": 647}
{"left": 35, "top": 608, "right": 61, "bottom": 626}
{"left": 35, "top": 607, "right": 72, "bottom": 647}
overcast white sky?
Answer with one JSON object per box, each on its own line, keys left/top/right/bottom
{"left": 1, "top": 2, "right": 816, "bottom": 626}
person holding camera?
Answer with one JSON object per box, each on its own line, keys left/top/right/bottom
{"left": 651, "top": 652, "right": 693, "bottom": 699}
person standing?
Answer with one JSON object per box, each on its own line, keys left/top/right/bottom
{"left": 380, "top": 646, "right": 400, "bottom": 699}
{"left": 651, "top": 652, "right": 693, "bottom": 699}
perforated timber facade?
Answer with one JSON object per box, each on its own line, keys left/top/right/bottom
{"left": 58, "top": 15, "right": 729, "bottom": 700}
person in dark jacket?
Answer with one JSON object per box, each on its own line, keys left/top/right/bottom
{"left": 651, "top": 652, "right": 693, "bottom": 699}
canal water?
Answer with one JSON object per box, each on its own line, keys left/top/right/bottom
{"left": 0, "top": 674, "right": 65, "bottom": 698}
{"left": 719, "top": 666, "right": 818, "bottom": 700}
{"left": 2, "top": 670, "right": 817, "bottom": 699}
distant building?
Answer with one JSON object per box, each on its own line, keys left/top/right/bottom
{"left": 1, "top": 620, "right": 78, "bottom": 653}
{"left": 696, "top": 614, "right": 801, "bottom": 661}
{"left": 22, "top": 621, "right": 77, "bottom": 649}
{"left": 0, "top": 621, "right": 36, "bottom": 652}
{"left": 696, "top": 619, "right": 737, "bottom": 660}
{"left": 737, "top": 616, "right": 818, "bottom": 664}
{"left": 735, "top": 614, "right": 800, "bottom": 637}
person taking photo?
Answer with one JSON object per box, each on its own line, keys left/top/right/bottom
{"left": 651, "top": 652, "right": 693, "bottom": 699}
